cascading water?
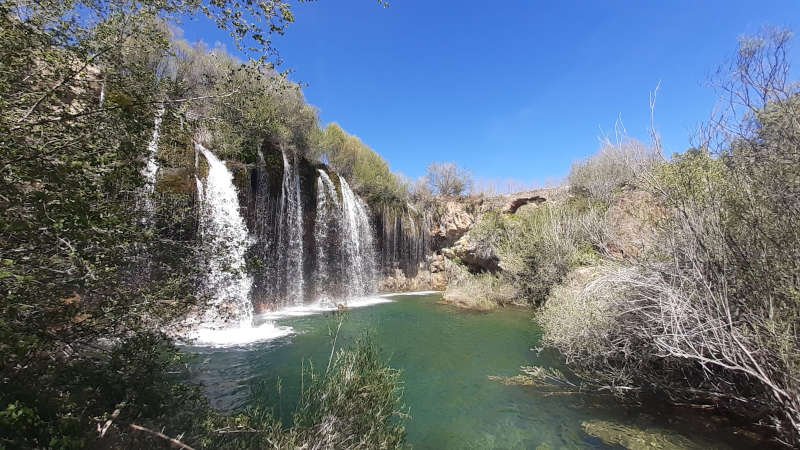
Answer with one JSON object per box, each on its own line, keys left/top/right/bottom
{"left": 195, "top": 144, "right": 254, "bottom": 328}
{"left": 380, "top": 207, "right": 429, "bottom": 277}
{"left": 138, "top": 106, "right": 165, "bottom": 219}
{"left": 142, "top": 106, "right": 165, "bottom": 196}
{"left": 184, "top": 144, "right": 407, "bottom": 344}
{"left": 313, "top": 170, "right": 340, "bottom": 302}
{"left": 339, "top": 175, "right": 378, "bottom": 297}
{"left": 278, "top": 148, "right": 305, "bottom": 305}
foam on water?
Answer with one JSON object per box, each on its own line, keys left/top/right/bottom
{"left": 186, "top": 322, "right": 294, "bottom": 348}
{"left": 260, "top": 296, "right": 394, "bottom": 320}
{"left": 183, "top": 296, "right": 393, "bottom": 347}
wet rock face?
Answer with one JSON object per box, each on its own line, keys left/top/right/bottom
{"left": 156, "top": 167, "right": 194, "bottom": 194}
{"left": 378, "top": 254, "right": 447, "bottom": 292}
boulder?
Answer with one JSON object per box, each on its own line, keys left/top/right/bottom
{"left": 442, "top": 234, "right": 500, "bottom": 273}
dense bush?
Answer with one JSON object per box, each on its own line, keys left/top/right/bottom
{"left": 496, "top": 203, "right": 605, "bottom": 305}
{"left": 537, "top": 30, "right": 800, "bottom": 444}
{"left": 443, "top": 271, "right": 518, "bottom": 310}
{"left": 0, "top": 1, "right": 407, "bottom": 448}
{"left": 290, "top": 336, "right": 408, "bottom": 449}
{"left": 445, "top": 201, "right": 606, "bottom": 308}
{"left": 317, "top": 123, "right": 408, "bottom": 207}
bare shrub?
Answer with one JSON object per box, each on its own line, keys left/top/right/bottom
{"left": 568, "top": 139, "right": 660, "bottom": 203}
{"left": 425, "top": 162, "right": 474, "bottom": 197}
{"left": 538, "top": 266, "right": 617, "bottom": 363}
{"left": 539, "top": 29, "right": 800, "bottom": 443}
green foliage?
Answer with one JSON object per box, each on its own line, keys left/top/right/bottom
{"left": 319, "top": 123, "right": 408, "bottom": 207}
{"left": 444, "top": 198, "right": 606, "bottom": 310}
{"left": 292, "top": 335, "right": 408, "bottom": 449}
{"left": 502, "top": 204, "right": 606, "bottom": 305}
{"left": 654, "top": 148, "right": 728, "bottom": 206}
{"left": 182, "top": 337, "right": 406, "bottom": 449}
{"left": 0, "top": 0, "right": 411, "bottom": 448}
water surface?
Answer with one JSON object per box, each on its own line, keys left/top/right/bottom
{"left": 186, "top": 293, "right": 765, "bottom": 449}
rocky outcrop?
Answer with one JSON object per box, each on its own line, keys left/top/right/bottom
{"left": 501, "top": 194, "right": 546, "bottom": 214}
{"left": 430, "top": 201, "right": 476, "bottom": 249}
{"left": 441, "top": 234, "right": 500, "bottom": 273}
{"left": 479, "top": 187, "right": 567, "bottom": 215}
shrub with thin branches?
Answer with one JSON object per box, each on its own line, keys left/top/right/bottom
{"left": 568, "top": 139, "right": 660, "bottom": 204}
{"left": 425, "top": 162, "right": 474, "bottom": 198}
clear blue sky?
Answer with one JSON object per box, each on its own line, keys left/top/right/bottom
{"left": 180, "top": 0, "right": 800, "bottom": 186}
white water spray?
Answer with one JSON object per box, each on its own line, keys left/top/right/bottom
{"left": 313, "top": 170, "right": 340, "bottom": 302}
{"left": 142, "top": 106, "right": 165, "bottom": 196}
{"left": 190, "top": 144, "right": 293, "bottom": 347}
{"left": 278, "top": 148, "right": 305, "bottom": 305}
{"left": 137, "top": 106, "right": 165, "bottom": 221}
{"left": 339, "top": 175, "right": 378, "bottom": 298}
{"left": 195, "top": 144, "right": 254, "bottom": 328}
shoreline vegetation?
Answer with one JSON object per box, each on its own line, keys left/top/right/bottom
{"left": 1, "top": 0, "right": 799, "bottom": 447}
{"left": 434, "top": 29, "right": 800, "bottom": 447}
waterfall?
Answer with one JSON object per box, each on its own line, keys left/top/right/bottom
{"left": 142, "top": 106, "right": 165, "bottom": 196}
{"left": 339, "top": 175, "right": 377, "bottom": 297}
{"left": 137, "top": 106, "right": 165, "bottom": 222}
{"left": 99, "top": 79, "right": 106, "bottom": 107}
{"left": 278, "top": 148, "right": 305, "bottom": 305}
{"left": 195, "top": 144, "right": 254, "bottom": 328}
{"left": 250, "top": 150, "right": 280, "bottom": 307}
{"left": 313, "top": 170, "right": 340, "bottom": 301}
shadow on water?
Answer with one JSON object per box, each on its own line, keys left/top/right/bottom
{"left": 183, "top": 293, "right": 776, "bottom": 449}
